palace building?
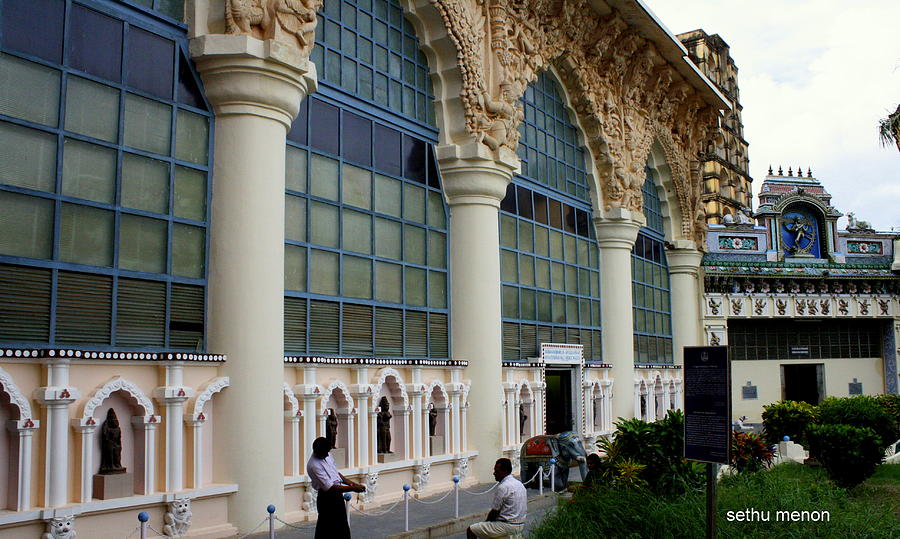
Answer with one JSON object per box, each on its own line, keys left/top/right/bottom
{"left": 0, "top": 0, "right": 897, "bottom": 537}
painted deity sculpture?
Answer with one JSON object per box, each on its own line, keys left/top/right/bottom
{"left": 519, "top": 431, "right": 588, "bottom": 490}
{"left": 377, "top": 397, "right": 392, "bottom": 453}
{"left": 99, "top": 408, "right": 126, "bottom": 475}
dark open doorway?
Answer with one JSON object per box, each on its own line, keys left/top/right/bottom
{"left": 545, "top": 369, "right": 573, "bottom": 434}
{"left": 781, "top": 364, "right": 824, "bottom": 405}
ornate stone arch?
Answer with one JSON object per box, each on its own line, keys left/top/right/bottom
{"left": 372, "top": 368, "right": 409, "bottom": 408}
{"left": 82, "top": 377, "right": 154, "bottom": 421}
{"left": 193, "top": 376, "right": 230, "bottom": 417}
{"left": 321, "top": 380, "right": 354, "bottom": 412}
{"left": 283, "top": 382, "right": 299, "bottom": 417}
{"left": 0, "top": 367, "right": 33, "bottom": 421}
{"left": 426, "top": 380, "right": 448, "bottom": 405}
{"left": 515, "top": 378, "right": 533, "bottom": 403}
{"left": 647, "top": 127, "right": 695, "bottom": 243}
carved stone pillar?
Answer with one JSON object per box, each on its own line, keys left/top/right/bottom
{"left": 439, "top": 150, "right": 515, "bottom": 480}
{"left": 71, "top": 420, "right": 96, "bottom": 503}
{"left": 595, "top": 217, "right": 641, "bottom": 421}
{"left": 7, "top": 419, "right": 38, "bottom": 511}
{"left": 34, "top": 360, "right": 79, "bottom": 508}
{"left": 351, "top": 384, "right": 373, "bottom": 468}
{"left": 667, "top": 246, "right": 704, "bottom": 368}
{"left": 191, "top": 27, "right": 317, "bottom": 528}
{"left": 154, "top": 363, "right": 193, "bottom": 492}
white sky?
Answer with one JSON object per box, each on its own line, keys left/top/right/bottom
{"left": 645, "top": 0, "right": 900, "bottom": 231}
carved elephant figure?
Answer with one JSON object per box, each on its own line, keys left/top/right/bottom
{"left": 519, "top": 431, "right": 587, "bottom": 490}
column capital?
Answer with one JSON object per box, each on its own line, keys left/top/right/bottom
{"left": 666, "top": 247, "right": 703, "bottom": 276}
{"left": 435, "top": 148, "right": 517, "bottom": 207}
{"left": 594, "top": 214, "right": 642, "bottom": 250}
{"left": 33, "top": 387, "right": 79, "bottom": 407}
{"left": 153, "top": 386, "right": 195, "bottom": 404}
{"left": 190, "top": 34, "right": 317, "bottom": 128}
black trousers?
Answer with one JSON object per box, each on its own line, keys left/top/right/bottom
{"left": 315, "top": 489, "right": 351, "bottom": 539}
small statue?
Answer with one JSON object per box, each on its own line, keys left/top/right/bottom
{"left": 846, "top": 212, "right": 873, "bottom": 231}
{"left": 759, "top": 281, "right": 771, "bottom": 294}
{"left": 42, "top": 516, "right": 76, "bottom": 539}
{"left": 376, "top": 397, "right": 392, "bottom": 454}
{"left": 519, "top": 403, "right": 527, "bottom": 435}
{"left": 325, "top": 408, "right": 338, "bottom": 449}
{"left": 428, "top": 405, "right": 438, "bottom": 437}
{"left": 774, "top": 280, "right": 785, "bottom": 294}
{"left": 99, "top": 408, "right": 126, "bottom": 475}
{"left": 737, "top": 208, "right": 753, "bottom": 225}
{"left": 163, "top": 499, "right": 192, "bottom": 538}
{"left": 722, "top": 212, "right": 735, "bottom": 225}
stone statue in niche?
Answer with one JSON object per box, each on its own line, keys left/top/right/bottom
{"left": 100, "top": 408, "right": 126, "bottom": 475}
{"left": 325, "top": 408, "right": 338, "bottom": 449}
{"left": 519, "top": 403, "right": 527, "bottom": 435}
{"left": 428, "top": 405, "right": 438, "bottom": 437}
{"left": 377, "top": 397, "right": 392, "bottom": 454}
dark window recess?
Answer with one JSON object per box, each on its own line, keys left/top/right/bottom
{"left": 56, "top": 271, "right": 113, "bottom": 345}
{"left": 68, "top": 4, "right": 123, "bottom": 82}
{"left": 116, "top": 278, "right": 166, "bottom": 347}
{"left": 575, "top": 209, "right": 589, "bottom": 237}
{"left": 516, "top": 186, "right": 533, "bottom": 220}
{"left": 426, "top": 149, "right": 441, "bottom": 189}
{"left": 341, "top": 111, "right": 372, "bottom": 166}
{"left": 533, "top": 192, "right": 549, "bottom": 225}
{"left": 728, "top": 320, "right": 882, "bottom": 360}
{"left": 342, "top": 303, "right": 373, "bottom": 356}
{"left": 500, "top": 183, "right": 517, "bottom": 214}
{"left": 126, "top": 27, "right": 174, "bottom": 99}
{"left": 375, "top": 307, "right": 403, "bottom": 357}
{"left": 563, "top": 205, "right": 577, "bottom": 234}
{"left": 0, "top": 264, "right": 51, "bottom": 342}
{"left": 309, "top": 98, "right": 340, "bottom": 155}
{"left": 1, "top": 0, "right": 65, "bottom": 63}
{"left": 177, "top": 51, "right": 206, "bottom": 109}
{"left": 402, "top": 135, "right": 426, "bottom": 184}
{"left": 549, "top": 200, "right": 563, "bottom": 229}
{"left": 169, "top": 283, "right": 204, "bottom": 349}
{"left": 284, "top": 297, "right": 308, "bottom": 353}
{"left": 373, "top": 124, "right": 401, "bottom": 176}
{"left": 287, "top": 98, "right": 309, "bottom": 146}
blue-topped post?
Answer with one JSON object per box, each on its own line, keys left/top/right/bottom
{"left": 344, "top": 492, "right": 352, "bottom": 530}
{"left": 267, "top": 504, "right": 276, "bottom": 538}
{"left": 549, "top": 458, "right": 557, "bottom": 492}
{"left": 453, "top": 475, "right": 460, "bottom": 518}
{"left": 403, "top": 484, "right": 411, "bottom": 531}
{"left": 138, "top": 511, "right": 149, "bottom": 539}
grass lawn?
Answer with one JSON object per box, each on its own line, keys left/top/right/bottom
{"left": 529, "top": 463, "right": 900, "bottom": 538}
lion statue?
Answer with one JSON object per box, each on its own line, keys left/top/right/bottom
{"left": 42, "top": 516, "right": 76, "bottom": 539}
{"left": 163, "top": 498, "right": 192, "bottom": 538}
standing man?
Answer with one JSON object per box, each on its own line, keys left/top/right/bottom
{"left": 467, "top": 458, "right": 527, "bottom": 538}
{"left": 306, "top": 437, "right": 366, "bottom": 538}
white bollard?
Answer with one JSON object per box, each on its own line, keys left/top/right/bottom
{"left": 453, "top": 475, "right": 460, "bottom": 518}
{"left": 549, "top": 459, "right": 556, "bottom": 493}
{"left": 344, "top": 493, "right": 352, "bottom": 531}
{"left": 267, "top": 504, "right": 276, "bottom": 538}
{"left": 538, "top": 466, "right": 543, "bottom": 496}
{"left": 403, "top": 484, "right": 411, "bottom": 532}
{"left": 138, "top": 511, "right": 149, "bottom": 539}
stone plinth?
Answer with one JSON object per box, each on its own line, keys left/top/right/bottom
{"left": 331, "top": 447, "right": 347, "bottom": 468}
{"left": 93, "top": 473, "right": 133, "bottom": 500}
{"left": 377, "top": 453, "right": 404, "bottom": 463}
{"left": 429, "top": 436, "right": 444, "bottom": 456}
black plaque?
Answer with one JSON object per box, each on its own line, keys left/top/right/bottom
{"left": 848, "top": 382, "right": 863, "bottom": 395}
{"left": 684, "top": 346, "right": 731, "bottom": 465}
{"left": 741, "top": 384, "right": 758, "bottom": 400}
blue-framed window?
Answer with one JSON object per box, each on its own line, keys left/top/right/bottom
{"left": 631, "top": 168, "right": 672, "bottom": 364}
{"left": 118, "top": 0, "right": 184, "bottom": 22}
{"left": 0, "top": 0, "right": 211, "bottom": 350}
{"left": 501, "top": 71, "right": 602, "bottom": 362}
{"left": 283, "top": 0, "right": 448, "bottom": 359}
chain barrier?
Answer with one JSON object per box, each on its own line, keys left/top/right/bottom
{"left": 410, "top": 487, "right": 454, "bottom": 505}
{"left": 125, "top": 525, "right": 142, "bottom": 539}
{"left": 520, "top": 466, "right": 545, "bottom": 487}
{"left": 232, "top": 517, "right": 269, "bottom": 539}
{"left": 274, "top": 516, "right": 317, "bottom": 530}
{"left": 459, "top": 482, "right": 499, "bottom": 495}
{"left": 145, "top": 525, "right": 166, "bottom": 538}
{"left": 348, "top": 497, "right": 404, "bottom": 517}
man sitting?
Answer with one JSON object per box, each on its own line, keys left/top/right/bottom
{"left": 467, "top": 458, "right": 527, "bottom": 538}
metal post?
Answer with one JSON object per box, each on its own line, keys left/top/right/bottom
{"left": 453, "top": 476, "right": 460, "bottom": 518}
{"left": 538, "top": 466, "right": 543, "bottom": 496}
{"left": 267, "top": 504, "right": 276, "bottom": 539}
{"left": 549, "top": 459, "right": 556, "bottom": 493}
{"left": 706, "top": 463, "right": 716, "bottom": 539}
{"left": 344, "top": 493, "right": 352, "bottom": 532}
{"left": 403, "top": 484, "right": 411, "bottom": 532}
{"left": 138, "top": 511, "right": 149, "bottom": 539}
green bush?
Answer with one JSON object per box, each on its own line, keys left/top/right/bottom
{"left": 806, "top": 424, "right": 884, "bottom": 488}
{"left": 761, "top": 400, "right": 817, "bottom": 446}
{"left": 874, "top": 393, "right": 900, "bottom": 434}
{"left": 816, "top": 396, "right": 898, "bottom": 450}
{"left": 730, "top": 432, "right": 774, "bottom": 473}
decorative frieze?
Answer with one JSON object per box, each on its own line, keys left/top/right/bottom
{"left": 718, "top": 236, "right": 759, "bottom": 250}
{"left": 847, "top": 241, "right": 884, "bottom": 255}
{"left": 704, "top": 293, "right": 898, "bottom": 319}
{"left": 0, "top": 349, "right": 225, "bottom": 362}
{"left": 284, "top": 356, "right": 467, "bottom": 367}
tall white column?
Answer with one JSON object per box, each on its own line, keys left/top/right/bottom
{"left": 155, "top": 364, "right": 193, "bottom": 492}
{"left": 440, "top": 154, "right": 515, "bottom": 479}
{"left": 667, "top": 246, "right": 704, "bottom": 366}
{"left": 287, "top": 415, "right": 301, "bottom": 476}
{"left": 185, "top": 416, "right": 205, "bottom": 488}
{"left": 34, "top": 360, "right": 79, "bottom": 508}
{"left": 352, "top": 390, "right": 371, "bottom": 468}
{"left": 300, "top": 396, "right": 318, "bottom": 467}
{"left": 8, "top": 419, "right": 38, "bottom": 510}
{"left": 132, "top": 416, "right": 160, "bottom": 495}
{"left": 192, "top": 32, "right": 316, "bottom": 530}
{"left": 596, "top": 217, "right": 641, "bottom": 422}
{"left": 71, "top": 421, "right": 96, "bottom": 502}
{"left": 503, "top": 386, "right": 517, "bottom": 446}
{"left": 408, "top": 388, "right": 425, "bottom": 459}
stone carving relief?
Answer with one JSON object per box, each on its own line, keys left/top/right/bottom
{"left": 453, "top": 456, "right": 470, "bottom": 482}
{"left": 42, "top": 516, "right": 76, "bottom": 539}
{"left": 730, "top": 299, "right": 742, "bottom": 315}
{"left": 820, "top": 300, "right": 830, "bottom": 315}
{"left": 83, "top": 377, "right": 154, "bottom": 422}
{"left": 163, "top": 498, "right": 192, "bottom": 538}
{"left": 362, "top": 472, "right": 379, "bottom": 503}
{"left": 879, "top": 299, "right": 889, "bottom": 315}
{"left": 224, "top": 0, "right": 323, "bottom": 56}
{"left": 776, "top": 299, "right": 787, "bottom": 315}
{"left": 754, "top": 298, "right": 765, "bottom": 315}
{"left": 708, "top": 298, "right": 720, "bottom": 315}
{"left": 838, "top": 300, "right": 849, "bottom": 315}
{"left": 413, "top": 463, "right": 431, "bottom": 491}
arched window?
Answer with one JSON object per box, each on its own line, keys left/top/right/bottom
{"left": 631, "top": 168, "right": 672, "bottom": 364}
{"left": 283, "top": 0, "right": 449, "bottom": 359}
{"left": 0, "top": 0, "right": 211, "bottom": 350}
{"left": 500, "top": 71, "right": 601, "bottom": 361}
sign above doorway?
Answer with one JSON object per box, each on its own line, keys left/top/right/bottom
{"left": 540, "top": 343, "right": 584, "bottom": 365}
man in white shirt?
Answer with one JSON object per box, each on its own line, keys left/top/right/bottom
{"left": 306, "top": 437, "right": 366, "bottom": 538}
{"left": 467, "top": 458, "right": 527, "bottom": 538}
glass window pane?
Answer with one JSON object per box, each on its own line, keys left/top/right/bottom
{"left": 0, "top": 122, "right": 57, "bottom": 192}
{"left": 342, "top": 163, "right": 371, "bottom": 209}
{"left": 175, "top": 110, "right": 208, "bottom": 165}
{"left": 427, "top": 191, "right": 445, "bottom": 228}
{"left": 119, "top": 214, "right": 166, "bottom": 273}
{"left": 309, "top": 201, "right": 339, "bottom": 247}
{"left": 172, "top": 223, "right": 205, "bottom": 278}
{"left": 535, "top": 258, "right": 550, "bottom": 289}
{"left": 375, "top": 217, "right": 401, "bottom": 259}
{"left": 521, "top": 289, "right": 535, "bottom": 320}
{"left": 59, "top": 203, "right": 113, "bottom": 266}
{"left": 284, "top": 244, "right": 307, "bottom": 292}
{"left": 374, "top": 173, "right": 401, "bottom": 217}
{"left": 403, "top": 224, "right": 425, "bottom": 265}
{"left": 403, "top": 183, "right": 425, "bottom": 223}
{"left": 1, "top": 0, "right": 65, "bottom": 63}
{"left": 0, "top": 54, "right": 59, "bottom": 126}
{"left": 285, "top": 195, "right": 306, "bottom": 242}
{"left": 501, "top": 250, "right": 517, "bottom": 283}
{"left": 549, "top": 229, "right": 563, "bottom": 259}
{"left": 518, "top": 221, "right": 534, "bottom": 252}
{"left": 534, "top": 225, "right": 549, "bottom": 257}
{"left": 173, "top": 166, "right": 206, "bottom": 220}
{"left": 428, "top": 270, "right": 446, "bottom": 308}
{"left": 565, "top": 265, "right": 577, "bottom": 293}
{"left": 126, "top": 27, "right": 174, "bottom": 99}
{"left": 551, "top": 262, "right": 564, "bottom": 292}
{"left": 428, "top": 230, "right": 446, "bottom": 268}
{"left": 62, "top": 139, "right": 116, "bottom": 204}
{"left": 519, "top": 254, "right": 534, "bottom": 286}
{"left": 405, "top": 267, "right": 425, "bottom": 306}
{"left": 552, "top": 294, "right": 565, "bottom": 323}
{"left": 310, "top": 153, "right": 339, "bottom": 201}
{"left": 124, "top": 93, "right": 171, "bottom": 155}
{"left": 564, "top": 234, "right": 576, "bottom": 263}
{"left": 121, "top": 153, "right": 169, "bottom": 213}
{"left": 375, "top": 261, "right": 402, "bottom": 303}
{"left": 0, "top": 191, "right": 53, "bottom": 259}
{"left": 502, "top": 285, "right": 519, "bottom": 318}
{"left": 286, "top": 147, "right": 308, "bottom": 193}
{"left": 65, "top": 75, "right": 118, "bottom": 142}
{"left": 309, "top": 248, "right": 339, "bottom": 295}
{"left": 342, "top": 209, "right": 371, "bottom": 254}
{"left": 500, "top": 214, "right": 517, "bottom": 248}
{"left": 68, "top": 4, "right": 122, "bottom": 82}
{"left": 342, "top": 255, "right": 372, "bottom": 298}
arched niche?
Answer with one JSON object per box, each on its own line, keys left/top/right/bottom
{"left": 517, "top": 381, "right": 533, "bottom": 441}
{"left": 645, "top": 140, "right": 684, "bottom": 244}
{"left": 652, "top": 375, "right": 665, "bottom": 420}
{"left": 283, "top": 382, "right": 301, "bottom": 477}
{"left": 188, "top": 377, "right": 229, "bottom": 487}
{"left": 0, "top": 368, "right": 37, "bottom": 511}
{"left": 425, "top": 381, "right": 448, "bottom": 456}
{"left": 321, "top": 382, "right": 354, "bottom": 468}
{"left": 374, "top": 369, "right": 408, "bottom": 460}
{"left": 589, "top": 381, "right": 604, "bottom": 433}
{"left": 779, "top": 201, "right": 826, "bottom": 259}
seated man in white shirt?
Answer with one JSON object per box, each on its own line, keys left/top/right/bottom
{"left": 467, "top": 458, "right": 528, "bottom": 538}
{"left": 306, "top": 437, "right": 366, "bottom": 539}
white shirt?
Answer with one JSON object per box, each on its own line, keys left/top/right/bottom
{"left": 306, "top": 454, "right": 343, "bottom": 492}
{"left": 491, "top": 474, "right": 527, "bottom": 525}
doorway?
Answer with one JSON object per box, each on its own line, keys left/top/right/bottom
{"left": 781, "top": 364, "right": 824, "bottom": 405}
{"left": 545, "top": 369, "right": 573, "bottom": 434}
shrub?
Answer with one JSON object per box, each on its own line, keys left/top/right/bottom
{"left": 816, "top": 396, "right": 898, "bottom": 450}
{"left": 806, "top": 424, "right": 884, "bottom": 488}
{"left": 761, "top": 400, "right": 817, "bottom": 446}
{"left": 874, "top": 393, "right": 900, "bottom": 434}
{"left": 730, "top": 432, "right": 774, "bottom": 473}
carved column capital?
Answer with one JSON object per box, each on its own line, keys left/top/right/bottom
{"left": 666, "top": 247, "right": 703, "bottom": 276}
{"left": 435, "top": 149, "right": 517, "bottom": 208}
{"left": 593, "top": 214, "right": 642, "bottom": 251}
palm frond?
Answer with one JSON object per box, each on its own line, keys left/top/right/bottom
{"left": 878, "top": 104, "right": 900, "bottom": 151}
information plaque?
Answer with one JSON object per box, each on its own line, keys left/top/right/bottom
{"left": 684, "top": 346, "right": 731, "bottom": 465}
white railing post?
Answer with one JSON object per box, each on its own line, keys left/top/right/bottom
{"left": 453, "top": 475, "right": 460, "bottom": 518}
{"left": 344, "top": 493, "right": 352, "bottom": 531}
{"left": 138, "top": 511, "right": 149, "bottom": 539}
{"left": 549, "top": 458, "right": 556, "bottom": 493}
{"left": 267, "top": 504, "right": 276, "bottom": 538}
{"left": 403, "top": 484, "right": 411, "bottom": 531}
{"left": 538, "top": 466, "right": 543, "bottom": 496}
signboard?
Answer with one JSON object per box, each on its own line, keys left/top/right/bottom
{"left": 684, "top": 346, "right": 731, "bottom": 465}
{"left": 848, "top": 380, "right": 863, "bottom": 395}
{"left": 741, "top": 383, "right": 758, "bottom": 400}
{"left": 790, "top": 346, "right": 810, "bottom": 356}
{"left": 540, "top": 343, "right": 583, "bottom": 365}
